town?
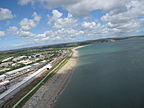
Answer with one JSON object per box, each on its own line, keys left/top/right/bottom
{"left": 0, "top": 48, "right": 70, "bottom": 106}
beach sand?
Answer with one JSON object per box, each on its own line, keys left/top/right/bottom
{"left": 22, "top": 46, "right": 83, "bottom": 108}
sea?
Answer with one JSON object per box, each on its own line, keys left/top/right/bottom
{"left": 54, "top": 37, "right": 144, "bottom": 108}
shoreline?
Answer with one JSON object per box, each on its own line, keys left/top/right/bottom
{"left": 22, "top": 46, "right": 84, "bottom": 108}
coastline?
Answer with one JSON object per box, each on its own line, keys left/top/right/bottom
{"left": 22, "top": 46, "right": 84, "bottom": 108}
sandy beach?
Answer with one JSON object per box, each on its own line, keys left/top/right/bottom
{"left": 22, "top": 46, "right": 83, "bottom": 108}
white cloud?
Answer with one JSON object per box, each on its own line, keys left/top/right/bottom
{"left": 42, "top": 37, "right": 49, "bottom": 41}
{"left": 18, "top": 0, "right": 31, "bottom": 5}
{"left": 48, "top": 10, "right": 77, "bottom": 29}
{"left": 17, "top": 0, "right": 144, "bottom": 35}
{"left": 33, "top": 12, "right": 41, "bottom": 22}
{"left": 0, "top": 8, "right": 15, "bottom": 20}
{"left": 25, "top": 27, "right": 85, "bottom": 42}
{"left": 53, "top": 14, "right": 77, "bottom": 29}
{"left": 3, "top": 0, "right": 143, "bottom": 43}
{"left": 82, "top": 22, "right": 96, "bottom": 28}
{"left": 6, "top": 26, "right": 18, "bottom": 35}
{"left": 101, "top": 1, "right": 144, "bottom": 24}
{"left": 0, "top": 31, "right": 5, "bottom": 37}
{"left": 52, "top": 10, "right": 63, "bottom": 19}
{"left": 100, "top": 0, "right": 144, "bottom": 35}
{"left": 20, "top": 18, "right": 36, "bottom": 31}
{"left": 81, "top": 21, "right": 108, "bottom": 36}
{"left": 19, "top": 12, "right": 41, "bottom": 31}
{"left": 66, "top": 0, "right": 128, "bottom": 17}
{"left": 18, "top": 30, "right": 36, "bottom": 37}
{"left": 18, "top": 0, "right": 129, "bottom": 17}
{"left": 3, "top": 12, "right": 41, "bottom": 38}
{"left": 53, "top": 17, "right": 75, "bottom": 29}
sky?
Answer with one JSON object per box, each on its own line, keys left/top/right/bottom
{"left": 0, "top": 0, "right": 144, "bottom": 51}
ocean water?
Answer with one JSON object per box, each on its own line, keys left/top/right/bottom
{"left": 54, "top": 38, "right": 144, "bottom": 108}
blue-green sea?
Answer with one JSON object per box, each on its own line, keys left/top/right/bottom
{"left": 54, "top": 38, "right": 144, "bottom": 108}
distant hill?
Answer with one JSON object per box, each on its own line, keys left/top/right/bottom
{"left": 0, "top": 35, "right": 144, "bottom": 57}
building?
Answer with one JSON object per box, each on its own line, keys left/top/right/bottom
{"left": 12, "top": 56, "right": 27, "bottom": 62}
{"left": 2, "top": 57, "right": 14, "bottom": 63}
{"left": 0, "top": 75, "right": 7, "bottom": 82}
{"left": 5, "top": 65, "right": 32, "bottom": 80}
{"left": 0, "top": 62, "right": 13, "bottom": 68}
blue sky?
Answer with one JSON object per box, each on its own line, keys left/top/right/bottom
{"left": 0, "top": 0, "right": 144, "bottom": 51}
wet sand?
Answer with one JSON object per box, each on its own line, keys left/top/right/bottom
{"left": 22, "top": 46, "right": 83, "bottom": 108}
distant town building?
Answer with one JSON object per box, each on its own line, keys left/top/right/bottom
{"left": 0, "top": 62, "right": 13, "bottom": 68}
{"left": 12, "top": 56, "right": 27, "bottom": 62}
{"left": 2, "top": 57, "right": 14, "bottom": 63}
